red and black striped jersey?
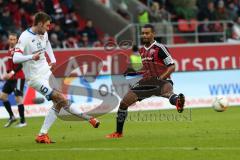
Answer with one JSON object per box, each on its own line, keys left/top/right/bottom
{"left": 139, "top": 41, "right": 174, "bottom": 79}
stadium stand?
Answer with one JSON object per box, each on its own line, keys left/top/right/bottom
{"left": 1, "top": 0, "right": 240, "bottom": 49}
{"left": 136, "top": 0, "right": 239, "bottom": 44}
{"left": 0, "top": 0, "right": 105, "bottom": 50}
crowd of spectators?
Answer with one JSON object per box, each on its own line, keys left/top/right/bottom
{"left": 0, "top": 0, "right": 102, "bottom": 50}
{"left": 2, "top": 0, "right": 240, "bottom": 48}
{"left": 137, "top": 0, "right": 240, "bottom": 43}
{"left": 139, "top": 0, "right": 240, "bottom": 22}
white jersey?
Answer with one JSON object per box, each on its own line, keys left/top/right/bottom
{"left": 15, "top": 28, "right": 56, "bottom": 81}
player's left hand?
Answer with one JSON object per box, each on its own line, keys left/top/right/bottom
{"left": 49, "top": 63, "right": 56, "bottom": 71}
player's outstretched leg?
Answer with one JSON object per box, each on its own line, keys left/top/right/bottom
{"left": 36, "top": 90, "right": 100, "bottom": 144}
{"left": 106, "top": 91, "right": 138, "bottom": 138}
{"left": 51, "top": 91, "right": 100, "bottom": 128}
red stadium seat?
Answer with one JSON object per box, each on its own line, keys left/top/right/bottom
{"left": 189, "top": 19, "right": 198, "bottom": 32}
{"left": 178, "top": 19, "right": 190, "bottom": 32}
{"left": 178, "top": 19, "right": 198, "bottom": 32}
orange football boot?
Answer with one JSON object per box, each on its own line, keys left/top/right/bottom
{"left": 35, "top": 134, "right": 55, "bottom": 144}
{"left": 89, "top": 117, "right": 100, "bottom": 128}
{"left": 106, "top": 132, "right": 123, "bottom": 138}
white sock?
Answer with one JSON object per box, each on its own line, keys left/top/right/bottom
{"left": 39, "top": 108, "right": 57, "bottom": 135}
{"left": 64, "top": 105, "right": 92, "bottom": 121}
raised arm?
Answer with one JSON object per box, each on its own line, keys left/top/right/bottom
{"left": 13, "top": 35, "right": 40, "bottom": 64}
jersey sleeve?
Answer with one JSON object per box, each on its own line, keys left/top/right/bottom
{"left": 158, "top": 44, "right": 174, "bottom": 66}
{"left": 14, "top": 34, "right": 27, "bottom": 54}
{"left": 46, "top": 40, "right": 56, "bottom": 63}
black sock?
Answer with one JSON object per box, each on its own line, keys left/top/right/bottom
{"left": 18, "top": 104, "right": 25, "bottom": 123}
{"left": 169, "top": 94, "right": 178, "bottom": 105}
{"left": 3, "top": 101, "right": 14, "bottom": 119}
{"left": 116, "top": 108, "right": 128, "bottom": 133}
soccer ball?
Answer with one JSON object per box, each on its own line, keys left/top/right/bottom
{"left": 212, "top": 97, "right": 229, "bottom": 112}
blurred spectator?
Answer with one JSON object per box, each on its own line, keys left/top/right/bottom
{"left": 227, "top": 2, "right": 238, "bottom": 21}
{"left": 53, "top": 0, "right": 62, "bottom": 12}
{"left": 138, "top": 7, "right": 150, "bottom": 24}
{"left": 225, "top": 22, "right": 234, "bottom": 40}
{"left": 81, "top": 19, "right": 98, "bottom": 44}
{"left": 22, "top": 0, "right": 37, "bottom": 14}
{"left": 196, "top": 0, "right": 209, "bottom": 11}
{"left": 52, "top": 9, "right": 65, "bottom": 23}
{"left": 49, "top": 24, "right": 65, "bottom": 42}
{"left": 167, "top": 0, "right": 197, "bottom": 20}
{"left": 63, "top": 36, "right": 78, "bottom": 48}
{"left": 232, "top": 16, "right": 240, "bottom": 40}
{"left": 92, "top": 41, "right": 103, "bottom": 47}
{"left": 150, "top": 2, "right": 169, "bottom": 22}
{"left": 150, "top": 2, "right": 162, "bottom": 22}
{"left": 198, "top": 1, "right": 217, "bottom": 21}
{"left": 129, "top": 45, "right": 142, "bottom": 72}
{"left": 215, "top": 0, "right": 228, "bottom": 20}
{"left": 158, "top": 3, "right": 169, "bottom": 21}
{"left": 78, "top": 33, "right": 92, "bottom": 48}
{"left": 50, "top": 33, "right": 63, "bottom": 49}
{"left": 0, "top": 35, "right": 8, "bottom": 50}
{"left": 198, "top": 18, "right": 216, "bottom": 42}
{"left": 18, "top": 7, "right": 33, "bottom": 30}
{"left": 214, "top": 21, "right": 225, "bottom": 42}
{"left": 36, "top": 0, "right": 44, "bottom": 11}
{"left": 0, "top": 7, "right": 15, "bottom": 31}
{"left": 7, "top": 0, "right": 19, "bottom": 15}
{"left": 63, "top": 11, "right": 79, "bottom": 36}
{"left": 0, "top": 0, "right": 103, "bottom": 49}
{"left": 61, "top": 0, "right": 74, "bottom": 11}
{"left": 44, "top": 0, "right": 55, "bottom": 16}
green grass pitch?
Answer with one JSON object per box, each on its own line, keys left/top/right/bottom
{"left": 0, "top": 107, "right": 240, "bottom": 160}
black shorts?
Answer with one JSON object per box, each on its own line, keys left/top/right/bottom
{"left": 2, "top": 79, "right": 25, "bottom": 96}
{"left": 130, "top": 77, "right": 173, "bottom": 101}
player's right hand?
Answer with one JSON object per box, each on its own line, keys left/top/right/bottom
{"left": 32, "top": 52, "right": 40, "bottom": 61}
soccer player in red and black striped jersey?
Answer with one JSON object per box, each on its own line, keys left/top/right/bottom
{"left": 106, "top": 24, "right": 185, "bottom": 138}
{"left": 0, "top": 33, "right": 26, "bottom": 128}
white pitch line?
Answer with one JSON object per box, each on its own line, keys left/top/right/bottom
{"left": 1, "top": 147, "right": 240, "bottom": 152}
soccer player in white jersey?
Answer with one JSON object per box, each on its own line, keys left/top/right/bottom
{"left": 13, "top": 12, "right": 100, "bottom": 144}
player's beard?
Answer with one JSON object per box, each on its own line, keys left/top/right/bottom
{"left": 143, "top": 39, "right": 151, "bottom": 47}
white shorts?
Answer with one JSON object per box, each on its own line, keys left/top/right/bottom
{"left": 28, "top": 72, "right": 53, "bottom": 101}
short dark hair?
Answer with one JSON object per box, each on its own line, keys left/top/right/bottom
{"left": 142, "top": 24, "right": 155, "bottom": 32}
{"left": 33, "top": 11, "right": 51, "bottom": 25}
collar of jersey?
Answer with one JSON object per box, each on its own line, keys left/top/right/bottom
{"left": 144, "top": 40, "right": 156, "bottom": 50}
{"left": 27, "top": 28, "right": 37, "bottom": 35}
